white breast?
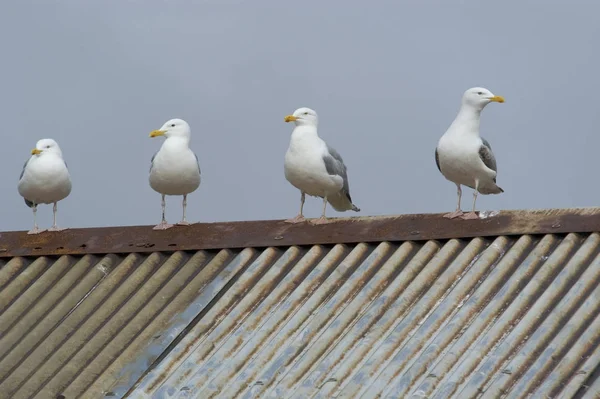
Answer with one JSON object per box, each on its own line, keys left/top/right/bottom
{"left": 18, "top": 155, "right": 72, "bottom": 204}
{"left": 437, "top": 133, "right": 494, "bottom": 188}
{"left": 284, "top": 129, "right": 343, "bottom": 198}
{"left": 149, "top": 140, "right": 201, "bottom": 196}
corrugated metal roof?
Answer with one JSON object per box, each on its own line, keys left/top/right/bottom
{"left": 0, "top": 209, "right": 599, "bottom": 398}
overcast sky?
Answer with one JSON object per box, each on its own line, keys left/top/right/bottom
{"left": 1, "top": 1, "right": 599, "bottom": 231}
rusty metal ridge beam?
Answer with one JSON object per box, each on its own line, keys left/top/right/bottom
{"left": 0, "top": 208, "right": 599, "bottom": 258}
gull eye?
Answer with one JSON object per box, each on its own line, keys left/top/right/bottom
{"left": 304, "top": 112, "right": 309, "bottom": 115}
{"left": 171, "top": 123, "right": 176, "bottom": 127}
{"left": 477, "top": 91, "right": 483, "bottom": 95}
{"left": 46, "top": 145, "right": 50, "bottom": 148}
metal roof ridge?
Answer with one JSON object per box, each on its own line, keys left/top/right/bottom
{"left": 1, "top": 207, "right": 599, "bottom": 258}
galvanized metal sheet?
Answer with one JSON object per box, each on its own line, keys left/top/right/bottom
{"left": 122, "top": 233, "right": 598, "bottom": 399}
{"left": 1, "top": 228, "right": 599, "bottom": 398}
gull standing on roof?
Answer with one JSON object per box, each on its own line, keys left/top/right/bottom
{"left": 435, "top": 87, "right": 505, "bottom": 220}
{"left": 149, "top": 118, "right": 201, "bottom": 230}
{"left": 283, "top": 107, "right": 360, "bottom": 225}
{"left": 18, "top": 139, "right": 72, "bottom": 234}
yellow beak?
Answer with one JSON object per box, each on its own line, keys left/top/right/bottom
{"left": 149, "top": 130, "right": 166, "bottom": 138}
{"left": 489, "top": 95, "right": 505, "bottom": 103}
{"left": 31, "top": 148, "right": 42, "bottom": 155}
{"left": 284, "top": 115, "right": 297, "bottom": 123}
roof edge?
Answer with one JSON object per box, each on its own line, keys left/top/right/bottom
{"left": 1, "top": 207, "right": 599, "bottom": 258}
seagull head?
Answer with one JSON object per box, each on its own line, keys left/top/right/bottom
{"left": 31, "top": 138, "right": 63, "bottom": 157}
{"left": 149, "top": 118, "right": 191, "bottom": 139}
{"left": 462, "top": 87, "right": 505, "bottom": 110}
{"left": 284, "top": 107, "right": 318, "bottom": 127}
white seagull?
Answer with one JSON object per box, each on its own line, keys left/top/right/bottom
{"left": 284, "top": 107, "right": 360, "bottom": 225}
{"left": 435, "top": 87, "right": 505, "bottom": 220}
{"left": 18, "top": 139, "right": 72, "bottom": 234}
{"left": 149, "top": 118, "right": 201, "bottom": 230}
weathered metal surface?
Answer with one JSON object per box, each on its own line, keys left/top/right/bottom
{"left": 116, "top": 233, "right": 599, "bottom": 399}
{"left": 1, "top": 224, "right": 600, "bottom": 398}
{"left": 0, "top": 207, "right": 600, "bottom": 258}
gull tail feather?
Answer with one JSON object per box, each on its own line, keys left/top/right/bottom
{"left": 479, "top": 184, "right": 504, "bottom": 195}
{"left": 24, "top": 198, "right": 34, "bottom": 208}
{"left": 328, "top": 191, "right": 361, "bottom": 213}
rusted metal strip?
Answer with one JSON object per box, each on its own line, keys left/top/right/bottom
{"left": 0, "top": 208, "right": 599, "bottom": 258}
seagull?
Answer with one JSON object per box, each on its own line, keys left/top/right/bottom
{"left": 435, "top": 87, "right": 505, "bottom": 220}
{"left": 18, "top": 139, "right": 72, "bottom": 234}
{"left": 283, "top": 107, "right": 360, "bottom": 225}
{"left": 149, "top": 118, "right": 201, "bottom": 230}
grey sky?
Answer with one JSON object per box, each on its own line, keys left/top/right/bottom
{"left": 1, "top": 1, "right": 599, "bottom": 231}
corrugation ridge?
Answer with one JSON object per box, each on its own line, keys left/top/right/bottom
{"left": 31, "top": 251, "right": 194, "bottom": 399}
{"left": 579, "top": 370, "right": 600, "bottom": 399}
{"left": 288, "top": 241, "right": 437, "bottom": 399}
{"left": 231, "top": 243, "right": 373, "bottom": 399}
{"left": 150, "top": 246, "right": 289, "bottom": 396}
{"left": 206, "top": 244, "right": 352, "bottom": 399}
{"left": 62, "top": 250, "right": 220, "bottom": 398}
{"left": 3, "top": 253, "right": 139, "bottom": 399}
{"left": 146, "top": 246, "right": 281, "bottom": 396}
{"left": 570, "top": 337, "right": 600, "bottom": 399}
{"left": 0, "top": 257, "right": 30, "bottom": 293}
{"left": 377, "top": 236, "right": 511, "bottom": 399}
{"left": 400, "top": 235, "right": 534, "bottom": 398}
{"left": 6, "top": 252, "right": 163, "bottom": 399}
{"left": 335, "top": 237, "right": 485, "bottom": 399}
{"left": 128, "top": 247, "right": 262, "bottom": 395}
{"left": 279, "top": 241, "right": 422, "bottom": 398}
{"left": 328, "top": 238, "right": 468, "bottom": 398}
{"left": 311, "top": 240, "right": 448, "bottom": 399}
{"left": 417, "top": 234, "right": 558, "bottom": 399}
{"left": 0, "top": 257, "right": 48, "bottom": 317}
{"left": 0, "top": 255, "right": 107, "bottom": 388}
{"left": 0, "top": 256, "right": 64, "bottom": 332}
{"left": 301, "top": 241, "right": 441, "bottom": 399}
{"left": 491, "top": 236, "right": 600, "bottom": 397}
{"left": 199, "top": 242, "right": 378, "bottom": 398}
{"left": 433, "top": 233, "right": 582, "bottom": 398}
{"left": 457, "top": 233, "right": 597, "bottom": 398}
{"left": 247, "top": 242, "right": 392, "bottom": 399}
{"left": 166, "top": 246, "right": 308, "bottom": 397}
{"left": 273, "top": 242, "right": 409, "bottom": 397}
{"left": 86, "top": 249, "right": 238, "bottom": 398}
{"left": 532, "top": 280, "right": 600, "bottom": 398}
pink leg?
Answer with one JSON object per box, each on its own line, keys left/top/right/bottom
{"left": 48, "top": 202, "right": 67, "bottom": 232}
{"left": 27, "top": 205, "right": 45, "bottom": 234}
{"left": 176, "top": 194, "right": 192, "bottom": 226}
{"left": 285, "top": 192, "right": 306, "bottom": 224}
{"left": 460, "top": 185, "right": 480, "bottom": 220}
{"left": 154, "top": 194, "right": 173, "bottom": 230}
{"left": 310, "top": 216, "right": 331, "bottom": 225}
{"left": 443, "top": 184, "right": 463, "bottom": 219}
{"left": 310, "top": 197, "right": 331, "bottom": 225}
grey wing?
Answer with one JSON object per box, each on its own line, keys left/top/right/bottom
{"left": 434, "top": 148, "right": 441, "bottom": 172}
{"left": 195, "top": 153, "right": 201, "bottom": 174}
{"left": 19, "top": 159, "right": 34, "bottom": 207}
{"left": 479, "top": 138, "right": 498, "bottom": 173}
{"left": 323, "top": 145, "right": 353, "bottom": 202}
{"left": 149, "top": 151, "right": 157, "bottom": 173}
{"left": 19, "top": 159, "right": 28, "bottom": 181}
